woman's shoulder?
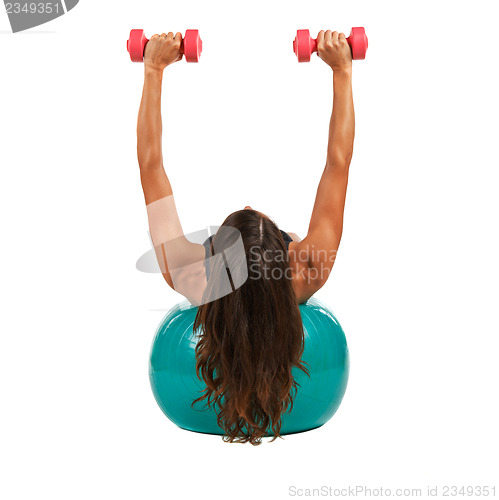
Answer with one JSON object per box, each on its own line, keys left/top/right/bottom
{"left": 288, "top": 241, "right": 318, "bottom": 303}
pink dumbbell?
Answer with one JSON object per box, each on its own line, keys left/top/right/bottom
{"left": 293, "top": 27, "right": 368, "bottom": 62}
{"left": 127, "top": 29, "right": 202, "bottom": 63}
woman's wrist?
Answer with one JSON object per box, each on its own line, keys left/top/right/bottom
{"left": 332, "top": 66, "right": 352, "bottom": 78}
{"left": 144, "top": 64, "right": 165, "bottom": 79}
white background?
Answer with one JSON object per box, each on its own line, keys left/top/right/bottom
{"left": 1, "top": 0, "right": 498, "bottom": 498}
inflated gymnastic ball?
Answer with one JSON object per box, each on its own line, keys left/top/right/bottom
{"left": 149, "top": 297, "right": 349, "bottom": 436}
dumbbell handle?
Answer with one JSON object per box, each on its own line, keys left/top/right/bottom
{"left": 127, "top": 36, "right": 180, "bottom": 60}
{"left": 126, "top": 36, "right": 190, "bottom": 57}
{"left": 308, "top": 33, "right": 352, "bottom": 54}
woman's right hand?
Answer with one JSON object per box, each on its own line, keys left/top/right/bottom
{"left": 144, "top": 32, "right": 183, "bottom": 72}
{"left": 317, "top": 30, "right": 352, "bottom": 72}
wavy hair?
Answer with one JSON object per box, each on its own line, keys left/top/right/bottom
{"left": 193, "top": 209, "right": 309, "bottom": 445}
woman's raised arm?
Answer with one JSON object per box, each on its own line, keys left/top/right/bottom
{"left": 138, "top": 32, "right": 182, "bottom": 204}
{"left": 137, "top": 33, "right": 206, "bottom": 300}
{"left": 292, "top": 30, "right": 355, "bottom": 302}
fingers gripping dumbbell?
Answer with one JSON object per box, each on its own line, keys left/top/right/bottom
{"left": 293, "top": 27, "right": 368, "bottom": 62}
{"left": 127, "top": 29, "right": 203, "bottom": 63}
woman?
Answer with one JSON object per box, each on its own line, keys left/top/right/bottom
{"left": 137, "top": 30, "right": 355, "bottom": 444}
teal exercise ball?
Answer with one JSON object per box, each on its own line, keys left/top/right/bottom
{"left": 149, "top": 297, "right": 349, "bottom": 436}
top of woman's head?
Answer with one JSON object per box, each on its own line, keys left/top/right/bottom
{"left": 221, "top": 208, "right": 286, "bottom": 252}
{"left": 204, "top": 209, "right": 291, "bottom": 299}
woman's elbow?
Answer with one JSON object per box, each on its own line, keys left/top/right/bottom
{"left": 327, "top": 151, "right": 352, "bottom": 170}
{"left": 138, "top": 150, "right": 162, "bottom": 171}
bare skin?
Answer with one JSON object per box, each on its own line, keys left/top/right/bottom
{"left": 137, "top": 30, "right": 354, "bottom": 304}
{"left": 138, "top": 32, "right": 204, "bottom": 290}
{"left": 288, "top": 30, "right": 355, "bottom": 302}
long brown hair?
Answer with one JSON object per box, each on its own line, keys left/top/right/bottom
{"left": 193, "top": 209, "right": 309, "bottom": 445}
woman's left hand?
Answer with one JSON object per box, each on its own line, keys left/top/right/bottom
{"left": 144, "top": 32, "right": 183, "bottom": 72}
